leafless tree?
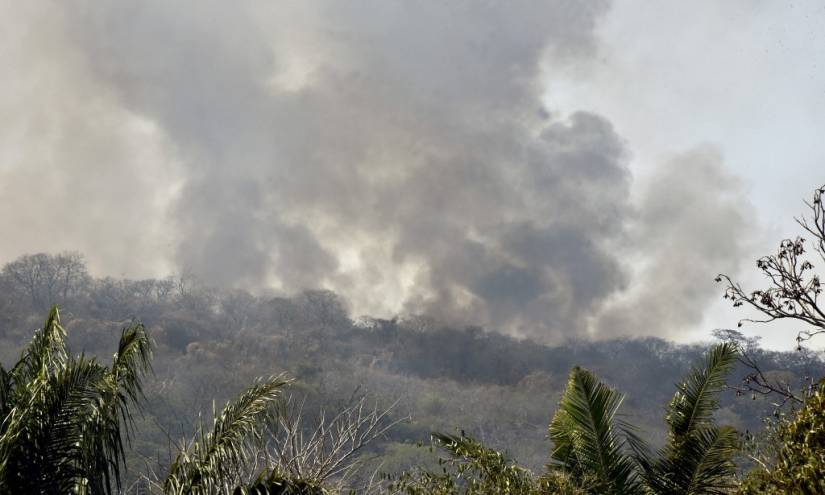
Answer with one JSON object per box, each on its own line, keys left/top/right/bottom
{"left": 1, "top": 251, "right": 90, "bottom": 308}
{"left": 716, "top": 184, "right": 825, "bottom": 405}
{"left": 259, "top": 392, "right": 407, "bottom": 492}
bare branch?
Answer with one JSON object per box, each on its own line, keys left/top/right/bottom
{"left": 258, "top": 391, "right": 408, "bottom": 491}
{"left": 715, "top": 185, "right": 825, "bottom": 406}
{"left": 716, "top": 185, "right": 825, "bottom": 348}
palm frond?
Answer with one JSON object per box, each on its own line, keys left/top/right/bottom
{"left": 44, "top": 357, "right": 115, "bottom": 494}
{"left": 9, "top": 305, "right": 68, "bottom": 387}
{"left": 1, "top": 357, "right": 115, "bottom": 494}
{"left": 549, "top": 366, "right": 641, "bottom": 495}
{"left": 0, "top": 308, "right": 69, "bottom": 488}
{"left": 0, "top": 308, "right": 152, "bottom": 495}
{"left": 164, "top": 375, "right": 290, "bottom": 495}
{"left": 111, "top": 321, "right": 153, "bottom": 405}
{"left": 642, "top": 343, "right": 740, "bottom": 495}
{"left": 106, "top": 320, "right": 154, "bottom": 449}
{"left": 666, "top": 342, "right": 738, "bottom": 439}
{"left": 647, "top": 426, "right": 739, "bottom": 495}
{"left": 620, "top": 419, "right": 654, "bottom": 479}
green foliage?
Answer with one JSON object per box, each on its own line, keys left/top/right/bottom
{"left": 666, "top": 343, "right": 738, "bottom": 438}
{"left": 2, "top": 253, "right": 815, "bottom": 483}
{"left": 548, "top": 367, "right": 641, "bottom": 495}
{"left": 386, "top": 432, "right": 544, "bottom": 494}
{"left": 0, "top": 296, "right": 804, "bottom": 494}
{"left": 384, "top": 340, "right": 742, "bottom": 495}
{"left": 544, "top": 343, "right": 740, "bottom": 495}
{"left": 0, "top": 306, "right": 152, "bottom": 494}
{"left": 638, "top": 342, "right": 740, "bottom": 495}
{"left": 383, "top": 343, "right": 742, "bottom": 495}
{"left": 738, "top": 383, "right": 825, "bottom": 495}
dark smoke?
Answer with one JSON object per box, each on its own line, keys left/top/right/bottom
{"left": 0, "top": 1, "right": 753, "bottom": 341}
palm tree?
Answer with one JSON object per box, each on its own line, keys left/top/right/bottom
{"left": 0, "top": 306, "right": 152, "bottom": 494}
{"left": 548, "top": 342, "right": 740, "bottom": 495}
{"left": 548, "top": 366, "right": 642, "bottom": 495}
{"left": 161, "top": 375, "right": 291, "bottom": 495}
{"left": 635, "top": 342, "right": 739, "bottom": 495}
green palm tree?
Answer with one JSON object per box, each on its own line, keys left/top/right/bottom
{"left": 0, "top": 306, "right": 152, "bottom": 494}
{"left": 548, "top": 366, "right": 643, "bottom": 495}
{"left": 636, "top": 342, "right": 739, "bottom": 495}
{"left": 549, "top": 342, "right": 740, "bottom": 495}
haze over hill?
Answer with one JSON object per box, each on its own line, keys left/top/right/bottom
{"left": 4, "top": 1, "right": 824, "bottom": 346}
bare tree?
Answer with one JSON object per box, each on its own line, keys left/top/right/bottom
{"left": 716, "top": 184, "right": 825, "bottom": 405}
{"left": 2, "top": 251, "right": 90, "bottom": 308}
{"left": 259, "top": 392, "right": 407, "bottom": 492}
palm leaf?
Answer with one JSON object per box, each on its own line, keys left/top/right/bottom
{"left": 1, "top": 306, "right": 70, "bottom": 487}
{"left": 0, "top": 308, "right": 152, "bottom": 495}
{"left": 43, "top": 357, "right": 114, "bottom": 494}
{"left": 9, "top": 305, "right": 68, "bottom": 388}
{"left": 164, "top": 375, "right": 290, "bottom": 495}
{"left": 646, "top": 426, "right": 738, "bottom": 495}
{"left": 1, "top": 357, "right": 113, "bottom": 493}
{"left": 111, "top": 321, "right": 153, "bottom": 403}
{"left": 666, "top": 342, "right": 738, "bottom": 439}
{"left": 549, "top": 367, "right": 641, "bottom": 495}
{"left": 432, "top": 432, "right": 535, "bottom": 491}
{"left": 641, "top": 343, "right": 740, "bottom": 495}
{"left": 106, "top": 321, "right": 154, "bottom": 446}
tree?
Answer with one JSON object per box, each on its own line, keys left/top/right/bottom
{"left": 548, "top": 367, "right": 641, "bottom": 495}
{"left": 0, "top": 306, "right": 152, "bottom": 494}
{"left": 716, "top": 184, "right": 825, "bottom": 404}
{"left": 262, "top": 394, "right": 405, "bottom": 492}
{"left": 389, "top": 343, "right": 740, "bottom": 495}
{"left": 634, "top": 342, "right": 740, "bottom": 495}
{"left": 386, "top": 433, "right": 553, "bottom": 495}
{"left": 712, "top": 184, "right": 825, "bottom": 493}
{"left": 159, "top": 375, "right": 291, "bottom": 495}
{"left": 0, "top": 306, "right": 334, "bottom": 494}
{"left": 736, "top": 382, "right": 825, "bottom": 494}
{"left": 548, "top": 343, "right": 739, "bottom": 495}
{"left": 2, "top": 252, "right": 91, "bottom": 309}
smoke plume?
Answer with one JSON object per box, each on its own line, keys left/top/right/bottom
{"left": 0, "top": 1, "right": 753, "bottom": 341}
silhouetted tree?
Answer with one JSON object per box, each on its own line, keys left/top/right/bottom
{"left": 717, "top": 184, "right": 825, "bottom": 405}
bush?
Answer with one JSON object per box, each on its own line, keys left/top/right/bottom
{"left": 738, "top": 383, "right": 825, "bottom": 494}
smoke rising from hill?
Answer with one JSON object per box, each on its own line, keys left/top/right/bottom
{"left": 0, "top": 1, "right": 753, "bottom": 340}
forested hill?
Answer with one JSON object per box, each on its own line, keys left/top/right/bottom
{"left": 1, "top": 252, "right": 823, "bottom": 480}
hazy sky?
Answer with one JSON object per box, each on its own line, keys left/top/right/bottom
{"left": 1, "top": 1, "right": 823, "bottom": 348}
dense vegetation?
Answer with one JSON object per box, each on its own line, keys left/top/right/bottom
{"left": 0, "top": 308, "right": 748, "bottom": 493}
{"left": 1, "top": 186, "right": 824, "bottom": 493}
{"left": 389, "top": 343, "right": 741, "bottom": 494}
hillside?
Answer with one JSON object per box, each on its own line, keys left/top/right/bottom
{"left": 1, "top": 256, "right": 821, "bottom": 486}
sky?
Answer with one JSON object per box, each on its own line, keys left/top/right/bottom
{"left": 1, "top": 0, "right": 823, "bottom": 349}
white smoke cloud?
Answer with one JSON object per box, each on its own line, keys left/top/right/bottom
{"left": 593, "top": 147, "right": 754, "bottom": 339}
